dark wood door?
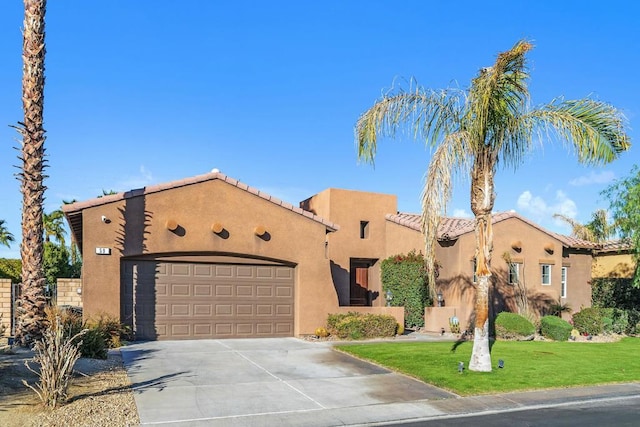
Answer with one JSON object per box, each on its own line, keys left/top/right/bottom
{"left": 350, "top": 264, "right": 370, "bottom": 306}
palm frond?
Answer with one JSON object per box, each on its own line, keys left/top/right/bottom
{"left": 553, "top": 213, "right": 595, "bottom": 241}
{"left": 530, "top": 99, "right": 630, "bottom": 165}
{"left": 422, "top": 131, "right": 472, "bottom": 298}
{"left": 355, "top": 85, "right": 462, "bottom": 164}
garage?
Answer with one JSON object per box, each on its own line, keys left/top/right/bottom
{"left": 122, "top": 260, "right": 295, "bottom": 340}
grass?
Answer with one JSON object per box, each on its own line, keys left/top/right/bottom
{"left": 335, "top": 337, "right": 640, "bottom": 396}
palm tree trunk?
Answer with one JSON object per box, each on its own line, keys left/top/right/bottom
{"left": 469, "top": 150, "right": 495, "bottom": 372}
{"left": 15, "top": 0, "right": 47, "bottom": 346}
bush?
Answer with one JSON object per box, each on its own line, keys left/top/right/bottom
{"left": 46, "top": 306, "right": 130, "bottom": 359}
{"left": 381, "top": 251, "right": 431, "bottom": 328}
{"left": 572, "top": 308, "right": 604, "bottom": 335}
{"left": 540, "top": 315, "right": 573, "bottom": 341}
{"left": 326, "top": 312, "right": 397, "bottom": 340}
{"left": 22, "top": 317, "right": 87, "bottom": 408}
{"left": 598, "top": 308, "right": 629, "bottom": 334}
{"left": 494, "top": 312, "right": 535, "bottom": 340}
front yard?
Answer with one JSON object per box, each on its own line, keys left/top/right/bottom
{"left": 336, "top": 337, "right": 640, "bottom": 396}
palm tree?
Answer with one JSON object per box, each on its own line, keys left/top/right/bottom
{"left": 14, "top": 0, "right": 48, "bottom": 345}
{"left": 356, "top": 40, "right": 630, "bottom": 371}
{"left": 0, "top": 220, "right": 15, "bottom": 248}
{"left": 553, "top": 209, "right": 615, "bottom": 242}
{"left": 43, "top": 209, "right": 66, "bottom": 246}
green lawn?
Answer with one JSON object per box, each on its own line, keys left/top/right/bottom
{"left": 335, "top": 337, "right": 640, "bottom": 396}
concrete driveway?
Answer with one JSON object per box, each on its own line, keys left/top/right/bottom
{"left": 120, "top": 338, "right": 455, "bottom": 426}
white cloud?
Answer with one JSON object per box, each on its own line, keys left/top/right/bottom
{"left": 569, "top": 171, "right": 615, "bottom": 186}
{"left": 516, "top": 190, "right": 577, "bottom": 227}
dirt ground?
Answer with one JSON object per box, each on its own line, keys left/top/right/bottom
{"left": 0, "top": 343, "right": 139, "bottom": 427}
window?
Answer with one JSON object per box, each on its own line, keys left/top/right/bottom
{"left": 508, "top": 263, "right": 520, "bottom": 284}
{"left": 541, "top": 264, "right": 552, "bottom": 285}
{"left": 359, "top": 221, "right": 369, "bottom": 239}
{"left": 561, "top": 267, "right": 567, "bottom": 298}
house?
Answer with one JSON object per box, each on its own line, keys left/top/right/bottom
{"left": 62, "top": 170, "right": 606, "bottom": 341}
{"left": 62, "top": 171, "right": 407, "bottom": 340}
{"left": 386, "top": 212, "right": 598, "bottom": 332}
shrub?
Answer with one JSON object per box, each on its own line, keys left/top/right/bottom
{"left": 494, "top": 312, "right": 535, "bottom": 340}
{"left": 22, "top": 317, "right": 87, "bottom": 408}
{"left": 598, "top": 308, "right": 629, "bottom": 334}
{"left": 46, "top": 307, "right": 130, "bottom": 359}
{"left": 540, "top": 315, "right": 572, "bottom": 341}
{"left": 314, "top": 327, "right": 329, "bottom": 338}
{"left": 572, "top": 308, "right": 603, "bottom": 335}
{"left": 326, "top": 312, "right": 397, "bottom": 340}
{"left": 381, "top": 251, "right": 431, "bottom": 328}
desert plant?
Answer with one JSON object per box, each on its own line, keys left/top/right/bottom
{"left": 540, "top": 315, "right": 573, "bottom": 341}
{"left": 314, "top": 327, "right": 329, "bottom": 338}
{"left": 326, "top": 312, "right": 397, "bottom": 340}
{"left": 22, "top": 317, "right": 87, "bottom": 408}
{"left": 548, "top": 299, "right": 572, "bottom": 317}
{"left": 494, "top": 312, "right": 535, "bottom": 340}
{"left": 572, "top": 308, "right": 604, "bottom": 336}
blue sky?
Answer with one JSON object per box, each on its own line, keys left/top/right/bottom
{"left": 0, "top": 1, "right": 638, "bottom": 258}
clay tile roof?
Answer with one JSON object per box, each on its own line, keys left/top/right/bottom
{"left": 596, "top": 239, "right": 633, "bottom": 253}
{"left": 63, "top": 170, "right": 339, "bottom": 250}
{"left": 386, "top": 210, "right": 603, "bottom": 250}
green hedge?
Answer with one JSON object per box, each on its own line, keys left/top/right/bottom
{"left": 540, "top": 315, "right": 572, "bottom": 341}
{"left": 381, "top": 251, "right": 431, "bottom": 328}
{"left": 326, "top": 312, "right": 398, "bottom": 340}
{"left": 0, "top": 258, "right": 21, "bottom": 283}
{"left": 591, "top": 278, "right": 640, "bottom": 335}
{"left": 572, "top": 308, "right": 604, "bottom": 336}
{"left": 494, "top": 312, "right": 535, "bottom": 340}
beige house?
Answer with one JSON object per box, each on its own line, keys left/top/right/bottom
{"left": 63, "top": 170, "right": 615, "bottom": 340}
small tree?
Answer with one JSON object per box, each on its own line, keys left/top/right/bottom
{"left": 602, "top": 165, "right": 640, "bottom": 288}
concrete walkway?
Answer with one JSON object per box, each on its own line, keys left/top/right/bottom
{"left": 121, "top": 337, "right": 640, "bottom": 426}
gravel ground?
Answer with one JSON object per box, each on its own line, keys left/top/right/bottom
{"left": 0, "top": 345, "right": 139, "bottom": 427}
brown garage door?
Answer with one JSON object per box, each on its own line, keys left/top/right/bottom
{"left": 122, "top": 261, "right": 294, "bottom": 340}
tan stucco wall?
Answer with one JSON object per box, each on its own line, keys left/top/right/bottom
{"left": 80, "top": 179, "right": 338, "bottom": 336}
{"left": 592, "top": 253, "right": 636, "bottom": 279}
{"left": 302, "top": 188, "right": 400, "bottom": 307}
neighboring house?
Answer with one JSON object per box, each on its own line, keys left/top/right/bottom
{"left": 386, "top": 212, "right": 597, "bottom": 331}
{"left": 592, "top": 240, "right": 635, "bottom": 279}
{"left": 62, "top": 170, "right": 614, "bottom": 341}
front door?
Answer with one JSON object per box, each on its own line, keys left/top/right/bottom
{"left": 350, "top": 260, "right": 371, "bottom": 306}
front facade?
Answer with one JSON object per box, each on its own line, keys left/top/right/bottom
{"left": 64, "top": 170, "right": 614, "bottom": 341}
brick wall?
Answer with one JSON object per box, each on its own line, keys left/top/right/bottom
{"left": 0, "top": 279, "right": 11, "bottom": 337}
{"left": 56, "top": 278, "right": 83, "bottom": 307}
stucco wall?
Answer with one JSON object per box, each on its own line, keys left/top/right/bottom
{"left": 592, "top": 253, "right": 635, "bottom": 279}
{"left": 303, "top": 188, "right": 399, "bottom": 307}
{"left": 80, "top": 178, "right": 338, "bottom": 336}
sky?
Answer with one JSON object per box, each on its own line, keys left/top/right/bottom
{"left": 0, "top": 1, "right": 638, "bottom": 259}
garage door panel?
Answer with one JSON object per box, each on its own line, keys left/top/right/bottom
{"left": 124, "top": 262, "right": 294, "bottom": 340}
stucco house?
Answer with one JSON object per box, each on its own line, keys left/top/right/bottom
{"left": 63, "top": 170, "right": 613, "bottom": 340}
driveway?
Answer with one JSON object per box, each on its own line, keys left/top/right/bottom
{"left": 120, "top": 338, "right": 455, "bottom": 426}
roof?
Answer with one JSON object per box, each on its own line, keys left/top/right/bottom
{"left": 63, "top": 171, "right": 339, "bottom": 251}
{"left": 386, "top": 211, "right": 604, "bottom": 250}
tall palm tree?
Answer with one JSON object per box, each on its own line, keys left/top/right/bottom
{"left": 553, "top": 209, "right": 615, "bottom": 242}
{"left": 15, "top": 0, "right": 48, "bottom": 345}
{"left": 43, "top": 209, "right": 66, "bottom": 246}
{"left": 0, "top": 220, "right": 15, "bottom": 248}
{"left": 356, "top": 40, "right": 630, "bottom": 371}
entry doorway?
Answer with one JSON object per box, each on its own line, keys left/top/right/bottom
{"left": 349, "top": 258, "right": 377, "bottom": 306}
